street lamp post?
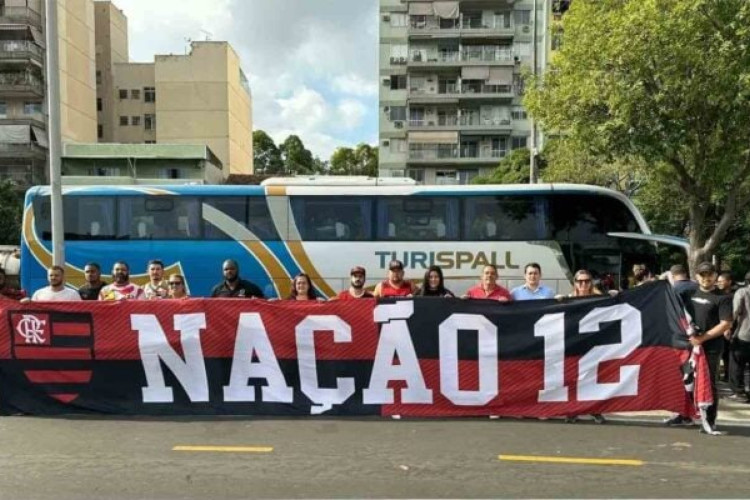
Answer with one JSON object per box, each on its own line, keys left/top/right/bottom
{"left": 45, "top": 0, "right": 64, "bottom": 266}
{"left": 529, "top": 0, "right": 539, "bottom": 184}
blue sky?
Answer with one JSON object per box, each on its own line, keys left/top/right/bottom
{"left": 118, "top": 0, "right": 379, "bottom": 160}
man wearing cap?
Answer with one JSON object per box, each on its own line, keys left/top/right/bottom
{"left": 728, "top": 270, "right": 750, "bottom": 403}
{"left": 666, "top": 262, "right": 732, "bottom": 434}
{"left": 463, "top": 264, "right": 512, "bottom": 302}
{"left": 373, "top": 259, "right": 416, "bottom": 298}
{"left": 335, "top": 266, "right": 374, "bottom": 300}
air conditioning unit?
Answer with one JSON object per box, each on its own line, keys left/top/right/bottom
{"left": 390, "top": 56, "right": 397, "bottom": 64}
{"left": 394, "top": 121, "right": 404, "bottom": 129}
{"left": 382, "top": 140, "right": 391, "bottom": 147}
{"left": 382, "top": 78, "right": 391, "bottom": 86}
{"left": 522, "top": 25, "right": 530, "bottom": 33}
{"left": 382, "top": 15, "right": 391, "bottom": 22}
{"left": 384, "top": 106, "right": 390, "bottom": 112}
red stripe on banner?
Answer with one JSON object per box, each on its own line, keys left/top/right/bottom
{"left": 380, "top": 346, "right": 687, "bottom": 418}
{"left": 53, "top": 323, "right": 91, "bottom": 336}
{"left": 14, "top": 347, "right": 92, "bottom": 360}
{"left": 49, "top": 393, "right": 79, "bottom": 404}
{"left": 24, "top": 370, "right": 92, "bottom": 384}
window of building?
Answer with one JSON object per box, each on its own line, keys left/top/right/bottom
{"left": 406, "top": 168, "right": 425, "bottom": 184}
{"left": 119, "top": 89, "right": 128, "bottom": 100}
{"left": 390, "top": 75, "right": 407, "bottom": 90}
{"left": 389, "top": 106, "right": 406, "bottom": 121}
{"left": 458, "top": 170, "right": 479, "bottom": 185}
{"left": 390, "top": 13, "right": 408, "bottom": 27}
{"left": 144, "top": 114, "right": 155, "bottom": 130}
{"left": 144, "top": 87, "right": 156, "bottom": 103}
{"left": 119, "top": 116, "right": 128, "bottom": 126}
{"left": 515, "top": 10, "right": 531, "bottom": 25}
{"left": 511, "top": 136, "right": 528, "bottom": 149}
{"left": 96, "top": 98, "right": 102, "bottom": 112}
{"left": 436, "top": 170, "right": 458, "bottom": 185}
{"left": 389, "top": 138, "right": 407, "bottom": 154}
{"left": 97, "top": 125, "right": 103, "bottom": 139}
{"left": 131, "top": 89, "right": 141, "bottom": 100}
{"left": 511, "top": 107, "right": 528, "bottom": 120}
{"left": 24, "top": 102, "right": 43, "bottom": 114}
{"left": 131, "top": 116, "right": 141, "bottom": 126}
{"left": 145, "top": 140, "right": 156, "bottom": 144}
{"left": 0, "top": 102, "right": 7, "bottom": 118}
{"left": 96, "top": 71, "right": 102, "bottom": 85}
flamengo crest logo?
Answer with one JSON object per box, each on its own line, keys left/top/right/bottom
{"left": 15, "top": 314, "right": 47, "bottom": 344}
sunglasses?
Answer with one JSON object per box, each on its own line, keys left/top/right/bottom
{"left": 575, "top": 279, "right": 592, "bottom": 284}
{"left": 168, "top": 281, "right": 183, "bottom": 287}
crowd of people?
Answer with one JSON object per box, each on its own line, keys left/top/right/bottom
{"left": 2, "top": 258, "right": 749, "bottom": 434}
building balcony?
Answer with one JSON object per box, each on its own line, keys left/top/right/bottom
{"left": 0, "top": 7, "right": 42, "bottom": 29}
{"left": 0, "top": 114, "right": 46, "bottom": 129}
{"left": 0, "top": 141, "right": 47, "bottom": 159}
{"left": 408, "top": 116, "right": 513, "bottom": 133}
{"left": 409, "top": 84, "right": 515, "bottom": 102}
{"left": 0, "top": 40, "right": 43, "bottom": 65}
{"left": 407, "top": 144, "right": 507, "bottom": 164}
{"left": 407, "top": 17, "right": 515, "bottom": 39}
{"left": 0, "top": 73, "right": 44, "bottom": 97}
{"left": 407, "top": 48, "right": 514, "bottom": 68}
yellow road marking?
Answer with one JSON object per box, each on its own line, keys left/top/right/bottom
{"left": 173, "top": 446, "right": 273, "bottom": 453}
{"left": 498, "top": 454, "right": 643, "bottom": 466}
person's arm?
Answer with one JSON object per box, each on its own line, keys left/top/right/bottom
{"left": 733, "top": 289, "right": 746, "bottom": 320}
{"left": 690, "top": 296, "right": 733, "bottom": 346}
{"left": 373, "top": 282, "right": 383, "bottom": 298}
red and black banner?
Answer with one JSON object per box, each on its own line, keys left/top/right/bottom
{"left": 0, "top": 281, "right": 699, "bottom": 417}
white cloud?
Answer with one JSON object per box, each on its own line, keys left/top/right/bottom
{"left": 112, "top": 0, "right": 379, "bottom": 159}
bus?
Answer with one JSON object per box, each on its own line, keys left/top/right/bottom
{"left": 20, "top": 180, "right": 689, "bottom": 298}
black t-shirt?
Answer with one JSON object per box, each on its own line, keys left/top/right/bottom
{"left": 211, "top": 279, "right": 265, "bottom": 299}
{"left": 681, "top": 288, "right": 732, "bottom": 352}
{"left": 78, "top": 282, "right": 106, "bottom": 301}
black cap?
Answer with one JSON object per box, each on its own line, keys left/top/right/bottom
{"left": 388, "top": 259, "right": 404, "bottom": 271}
{"left": 695, "top": 262, "right": 716, "bottom": 275}
{"left": 350, "top": 266, "right": 366, "bottom": 276}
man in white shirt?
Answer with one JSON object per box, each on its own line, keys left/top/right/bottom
{"left": 30, "top": 266, "right": 82, "bottom": 302}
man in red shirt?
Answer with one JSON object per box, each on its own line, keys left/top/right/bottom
{"left": 373, "top": 259, "right": 416, "bottom": 298}
{"left": 463, "top": 264, "right": 512, "bottom": 302}
{"left": 335, "top": 266, "right": 374, "bottom": 300}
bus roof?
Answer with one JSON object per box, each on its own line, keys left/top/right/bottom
{"left": 260, "top": 176, "right": 417, "bottom": 186}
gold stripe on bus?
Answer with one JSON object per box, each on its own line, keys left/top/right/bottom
{"left": 241, "top": 240, "right": 291, "bottom": 298}
{"left": 265, "top": 185, "right": 287, "bottom": 197}
{"left": 286, "top": 241, "right": 337, "bottom": 298}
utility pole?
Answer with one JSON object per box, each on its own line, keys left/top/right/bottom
{"left": 529, "top": 0, "right": 539, "bottom": 184}
{"left": 45, "top": 0, "right": 64, "bottom": 266}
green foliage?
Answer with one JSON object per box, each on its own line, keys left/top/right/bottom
{"left": 0, "top": 180, "right": 22, "bottom": 245}
{"left": 252, "top": 130, "right": 284, "bottom": 174}
{"left": 472, "top": 148, "right": 532, "bottom": 184}
{"left": 525, "top": 0, "right": 750, "bottom": 269}
{"left": 279, "top": 135, "right": 315, "bottom": 175}
{"left": 330, "top": 143, "right": 379, "bottom": 176}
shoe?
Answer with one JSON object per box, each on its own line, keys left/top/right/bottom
{"left": 664, "top": 415, "right": 694, "bottom": 426}
{"left": 699, "top": 421, "right": 725, "bottom": 436}
{"left": 725, "top": 393, "right": 750, "bottom": 403}
{"left": 564, "top": 416, "right": 578, "bottom": 424}
{"left": 592, "top": 414, "right": 607, "bottom": 424}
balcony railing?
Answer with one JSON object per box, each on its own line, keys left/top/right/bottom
{"left": 409, "top": 84, "right": 514, "bottom": 97}
{"left": 0, "top": 73, "right": 44, "bottom": 95}
{"left": 0, "top": 7, "right": 42, "bottom": 28}
{"left": 408, "top": 15, "right": 514, "bottom": 34}
{"left": 0, "top": 142, "right": 47, "bottom": 157}
{"left": 0, "top": 41, "right": 43, "bottom": 61}
{"left": 408, "top": 145, "right": 508, "bottom": 160}
{"left": 409, "top": 48, "right": 514, "bottom": 64}
{"left": 459, "top": 117, "right": 512, "bottom": 127}
{"left": 409, "top": 116, "right": 459, "bottom": 127}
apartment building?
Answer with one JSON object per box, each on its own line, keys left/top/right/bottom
{"left": 378, "top": 0, "right": 547, "bottom": 184}
{"left": 94, "top": 3, "right": 253, "bottom": 178}
{"left": 0, "top": 0, "right": 97, "bottom": 186}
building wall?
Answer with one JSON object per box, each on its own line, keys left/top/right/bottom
{"left": 94, "top": 1, "right": 128, "bottom": 142}
{"left": 111, "top": 63, "right": 155, "bottom": 143}
{"left": 154, "top": 42, "right": 251, "bottom": 177}
{"left": 58, "top": 0, "right": 97, "bottom": 143}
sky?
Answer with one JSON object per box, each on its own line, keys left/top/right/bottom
{"left": 117, "top": 0, "right": 379, "bottom": 160}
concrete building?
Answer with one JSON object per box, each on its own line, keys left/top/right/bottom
{"left": 0, "top": 0, "right": 97, "bottom": 187}
{"left": 378, "top": 0, "right": 548, "bottom": 184}
{"left": 61, "top": 142, "right": 223, "bottom": 185}
{"left": 94, "top": 3, "right": 253, "bottom": 179}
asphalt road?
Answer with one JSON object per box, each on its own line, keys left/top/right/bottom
{"left": 1, "top": 416, "right": 749, "bottom": 499}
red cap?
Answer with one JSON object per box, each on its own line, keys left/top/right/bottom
{"left": 350, "top": 266, "right": 366, "bottom": 276}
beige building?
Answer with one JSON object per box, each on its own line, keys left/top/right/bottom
{"left": 378, "top": 0, "right": 548, "bottom": 184}
{"left": 94, "top": 3, "right": 253, "bottom": 178}
{"left": 0, "top": 0, "right": 97, "bottom": 186}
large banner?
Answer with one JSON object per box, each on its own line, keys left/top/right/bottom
{"left": 0, "top": 281, "right": 695, "bottom": 417}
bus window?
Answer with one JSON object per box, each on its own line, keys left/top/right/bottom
{"left": 33, "top": 196, "right": 116, "bottom": 240}
{"left": 463, "top": 196, "right": 545, "bottom": 240}
{"left": 117, "top": 196, "right": 200, "bottom": 240}
{"left": 203, "top": 196, "right": 277, "bottom": 240}
{"left": 290, "top": 197, "right": 373, "bottom": 241}
{"left": 550, "top": 194, "right": 640, "bottom": 241}
{"left": 377, "top": 197, "right": 459, "bottom": 241}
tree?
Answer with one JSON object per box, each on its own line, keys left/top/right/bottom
{"left": 472, "top": 148, "right": 534, "bottom": 184}
{"left": 524, "top": 0, "right": 750, "bottom": 270}
{"left": 252, "top": 130, "right": 284, "bottom": 175}
{"left": 329, "top": 144, "right": 379, "bottom": 176}
{"left": 0, "top": 180, "right": 22, "bottom": 245}
{"left": 279, "top": 135, "right": 314, "bottom": 175}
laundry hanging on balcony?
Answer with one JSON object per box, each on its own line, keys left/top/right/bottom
{"left": 433, "top": 1, "right": 459, "bottom": 19}
{"left": 408, "top": 2, "right": 434, "bottom": 15}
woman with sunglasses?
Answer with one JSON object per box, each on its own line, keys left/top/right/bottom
{"left": 167, "top": 274, "right": 189, "bottom": 299}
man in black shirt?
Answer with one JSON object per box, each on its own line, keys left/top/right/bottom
{"left": 667, "top": 262, "right": 732, "bottom": 434}
{"left": 210, "top": 259, "right": 264, "bottom": 298}
{"left": 78, "top": 262, "right": 107, "bottom": 300}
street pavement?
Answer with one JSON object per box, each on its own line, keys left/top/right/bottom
{"left": 1, "top": 404, "right": 750, "bottom": 499}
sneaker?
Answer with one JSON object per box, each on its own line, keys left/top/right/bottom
{"left": 592, "top": 414, "right": 607, "bottom": 424}
{"left": 664, "top": 415, "right": 694, "bottom": 426}
{"left": 725, "top": 393, "right": 750, "bottom": 403}
{"left": 699, "top": 421, "right": 725, "bottom": 436}
{"left": 564, "top": 416, "right": 578, "bottom": 424}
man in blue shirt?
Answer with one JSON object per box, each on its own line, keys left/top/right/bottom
{"left": 511, "top": 263, "right": 556, "bottom": 300}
